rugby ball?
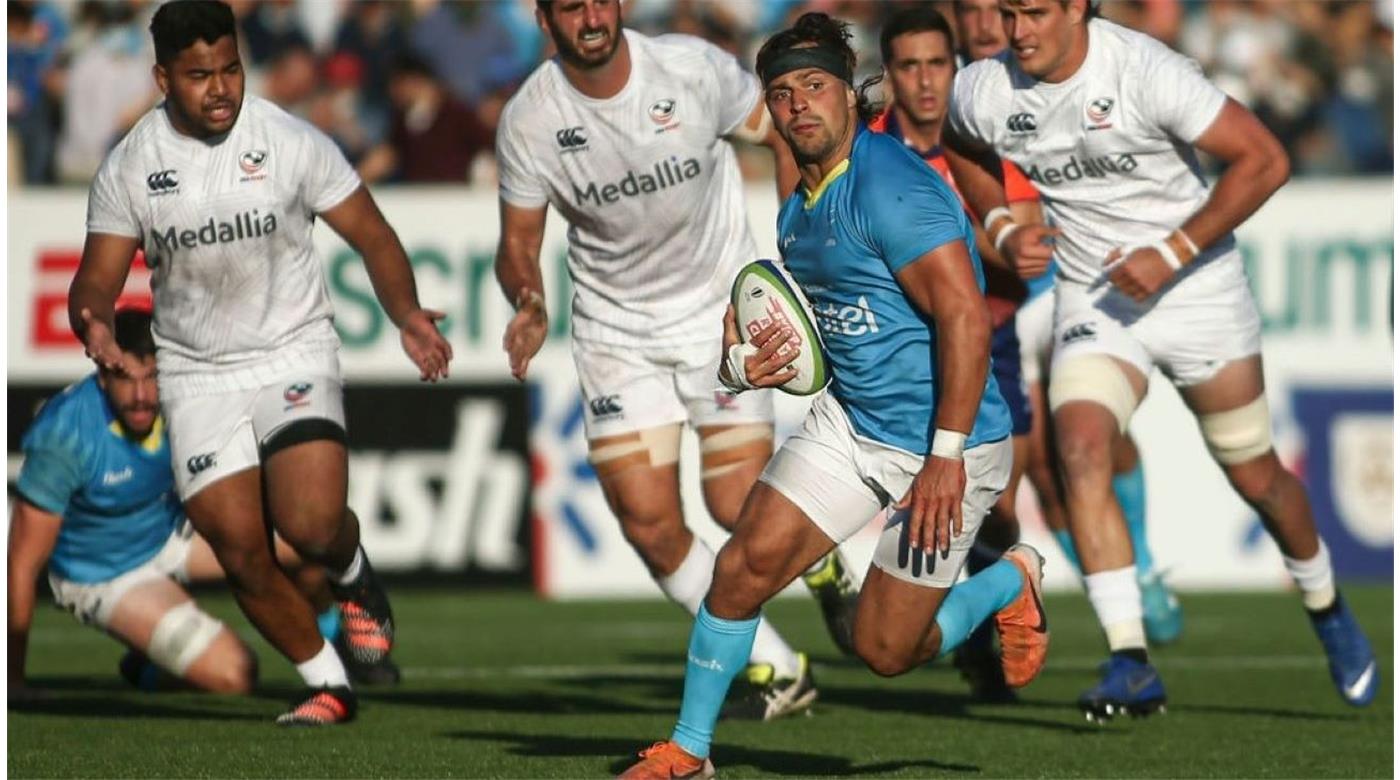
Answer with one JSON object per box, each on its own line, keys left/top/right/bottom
{"left": 730, "top": 259, "right": 829, "bottom": 396}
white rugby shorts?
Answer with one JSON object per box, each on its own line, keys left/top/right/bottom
{"left": 164, "top": 371, "right": 347, "bottom": 500}
{"left": 759, "top": 392, "right": 1012, "bottom": 589}
{"left": 1052, "top": 256, "right": 1263, "bottom": 388}
{"left": 572, "top": 339, "right": 774, "bottom": 440}
{"left": 1016, "top": 290, "right": 1055, "bottom": 385}
{"left": 49, "top": 521, "right": 195, "bottom": 628}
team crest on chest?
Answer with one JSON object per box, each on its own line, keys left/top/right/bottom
{"left": 1085, "top": 97, "right": 1115, "bottom": 131}
{"left": 239, "top": 149, "right": 269, "bottom": 181}
{"left": 649, "top": 98, "right": 680, "bottom": 134}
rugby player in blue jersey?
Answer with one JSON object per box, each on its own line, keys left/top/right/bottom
{"left": 8, "top": 310, "right": 396, "bottom": 700}
{"left": 620, "top": 13, "right": 1050, "bottom": 777}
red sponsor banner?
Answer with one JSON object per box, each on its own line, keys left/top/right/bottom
{"left": 30, "top": 250, "right": 153, "bottom": 349}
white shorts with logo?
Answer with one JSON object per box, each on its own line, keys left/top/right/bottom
{"left": 1052, "top": 257, "right": 1263, "bottom": 388}
{"left": 758, "top": 392, "right": 1013, "bottom": 589}
{"left": 49, "top": 522, "right": 195, "bottom": 628}
{"left": 572, "top": 339, "right": 774, "bottom": 440}
{"left": 164, "top": 371, "right": 346, "bottom": 500}
{"left": 1017, "top": 289, "right": 1055, "bottom": 385}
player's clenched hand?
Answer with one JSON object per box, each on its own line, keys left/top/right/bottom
{"left": 897, "top": 455, "right": 967, "bottom": 557}
{"left": 1002, "top": 225, "right": 1058, "bottom": 280}
{"left": 1105, "top": 245, "right": 1175, "bottom": 302}
{"left": 79, "top": 308, "right": 124, "bottom": 373}
{"left": 400, "top": 308, "right": 453, "bottom": 382}
{"left": 503, "top": 290, "right": 547, "bottom": 381}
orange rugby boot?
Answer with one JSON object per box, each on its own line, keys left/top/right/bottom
{"left": 617, "top": 741, "right": 715, "bottom": 780}
{"left": 995, "top": 543, "right": 1050, "bottom": 688}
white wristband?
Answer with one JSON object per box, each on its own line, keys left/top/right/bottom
{"left": 981, "top": 206, "right": 1013, "bottom": 233}
{"left": 720, "top": 342, "right": 759, "bottom": 392}
{"left": 993, "top": 221, "right": 1019, "bottom": 253}
{"left": 930, "top": 429, "right": 967, "bottom": 460}
{"left": 1150, "top": 239, "right": 1182, "bottom": 270}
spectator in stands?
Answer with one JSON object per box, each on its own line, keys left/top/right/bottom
{"left": 332, "top": 0, "right": 409, "bottom": 144}
{"left": 8, "top": 0, "right": 68, "bottom": 184}
{"left": 357, "top": 54, "right": 491, "bottom": 185}
{"left": 260, "top": 40, "right": 317, "bottom": 118}
{"left": 53, "top": 0, "right": 155, "bottom": 183}
{"left": 308, "top": 51, "right": 374, "bottom": 167}
{"left": 234, "top": 0, "right": 311, "bottom": 68}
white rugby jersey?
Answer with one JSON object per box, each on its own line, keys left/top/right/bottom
{"left": 87, "top": 95, "right": 360, "bottom": 399}
{"left": 949, "top": 19, "right": 1239, "bottom": 290}
{"left": 496, "top": 30, "right": 761, "bottom": 347}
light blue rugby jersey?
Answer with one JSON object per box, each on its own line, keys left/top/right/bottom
{"left": 776, "top": 128, "right": 1011, "bottom": 455}
{"left": 17, "top": 374, "right": 181, "bottom": 583}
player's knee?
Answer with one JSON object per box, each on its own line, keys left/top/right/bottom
{"left": 617, "top": 508, "right": 685, "bottom": 561}
{"left": 853, "top": 632, "right": 915, "bottom": 677}
{"left": 149, "top": 603, "right": 232, "bottom": 690}
{"left": 215, "top": 540, "right": 278, "bottom": 588}
{"left": 1199, "top": 395, "right": 1274, "bottom": 469}
{"left": 204, "top": 642, "right": 258, "bottom": 694}
{"left": 1054, "top": 422, "right": 1114, "bottom": 484}
{"left": 1049, "top": 355, "right": 1140, "bottom": 436}
{"left": 276, "top": 508, "right": 346, "bottom": 559}
{"left": 1224, "top": 454, "right": 1291, "bottom": 508}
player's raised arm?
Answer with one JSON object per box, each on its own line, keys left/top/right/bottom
{"left": 320, "top": 187, "right": 453, "bottom": 382}
{"left": 8, "top": 500, "right": 64, "bottom": 695}
{"left": 494, "top": 200, "right": 550, "bottom": 381}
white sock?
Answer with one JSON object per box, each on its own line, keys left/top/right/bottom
{"left": 1283, "top": 539, "right": 1337, "bottom": 612}
{"left": 295, "top": 639, "right": 351, "bottom": 688}
{"left": 1085, "top": 566, "right": 1147, "bottom": 651}
{"left": 333, "top": 546, "right": 365, "bottom": 587}
{"left": 656, "top": 538, "right": 802, "bottom": 680}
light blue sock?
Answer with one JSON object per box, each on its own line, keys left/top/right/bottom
{"left": 935, "top": 559, "right": 1025, "bottom": 657}
{"left": 1113, "top": 463, "right": 1155, "bottom": 576}
{"left": 317, "top": 606, "right": 341, "bottom": 642}
{"left": 1052, "top": 529, "right": 1082, "bottom": 572}
{"left": 671, "top": 603, "right": 759, "bottom": 759}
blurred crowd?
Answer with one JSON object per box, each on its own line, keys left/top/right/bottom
{"left": 8, "top": 0, "right": 1394, "bottom": 187}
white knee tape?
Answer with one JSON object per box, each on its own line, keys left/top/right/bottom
{"left": 1199, "top": 394, "right": 1273, "bottom": 464}
{"left": 147, "top": 601, "right": 225, "bottom": 675}
{"left": 699, "top": 424, "right": 773, "bottom": 480}
{"left": 699, "top": 424, "right": 773, "bottom": 453}
{"left": 587, "top": 424, "right": 683, "bottom": 469}
{"left": 1048, "top": 355, "right": 1141, "bottom": 432}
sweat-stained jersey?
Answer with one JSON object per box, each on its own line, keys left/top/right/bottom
{"left": 86, "top": 95, "right": 362, "bottom": 400}
{"left": 776, "top": 129, "right": 1011, "bottom": 455}
{"left": 948, "top": 18, "right": 1235, "bottom": 293}
{"left": 496, "top": 30, "right": 762, "bottom": 348}
{"left": 16, "top": 375, "right": 181, "bottom": 583}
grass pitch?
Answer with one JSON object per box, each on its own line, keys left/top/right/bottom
{"left": 9, "top": 584, "right": 1392, "bottom": 778}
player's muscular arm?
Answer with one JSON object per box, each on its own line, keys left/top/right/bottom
{"left": 68, "top": 233, "right": 140, "bottom": 372}
{"left": 944, "top": 133, "right": 1056, "bottom": 279}
{"left": 495, "top": 200, "right": 550, "bottom": 381}
{"left": 321, "top": 187, "right": 453, "bottom": 381}
{"left": 8, "top": 501, "right": 62, "bottom": 692}
{"left": 1180, "top": 99, "right": 1290, "bottom": 250}
{"left": 894, "top": 240, "right": 993, "bottom": 556}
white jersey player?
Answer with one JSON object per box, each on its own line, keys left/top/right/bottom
{"left": 943, "top": 0, "right": 1376, "bottom": 718}
{"left": 494, "top": 0, "right": 856, "bottom": 720}
{"left": 69, "top": 0, "right": 452, "bottom": 726}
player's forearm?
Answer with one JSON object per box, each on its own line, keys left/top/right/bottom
{"left": 66, "top": 279, "right": 117, "bottom": 343}
{"left": 7, "top": 568, "right": 36, "bottom": 682}
{"left": 359, "top": 231, "right": 425, "bottom": 329}
{"left": 942, "top": 134, "right": 1009, "bottom": 224}
{"left": 494, "top": 239, "right": 545, "bottom": 309}
{"left": 1180, "top": 147, "right": 1290, "bottom": 255}
{"left": 931, "top": 300, "right": 992, "bottom": 437}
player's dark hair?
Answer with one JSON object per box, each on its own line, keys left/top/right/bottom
{"left": 149, "top": 0, "right": 238, "bottom": 66}
{"left": 880, "top": 6, "right": 956, "bottom": 65}
{"left": 113, "top": 308, "right": 156, "bottom": 358}
{"left": 756, "top": 12, "right": 881, "bottom": 124}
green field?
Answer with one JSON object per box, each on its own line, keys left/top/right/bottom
{"left": 9, "top": 585, "right": 1393, "bottom": 778}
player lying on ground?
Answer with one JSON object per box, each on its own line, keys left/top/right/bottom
{"left": 8, "top": 312, "right": 400, "bottom": 700}
{"left": 495, "top": 0, "right": 861, "bottom": 721}
{"left": 620, "top": 13, "right": 1049, "bottom": 778}
{"left": 943, "top": 0, "right": 1376, "bottom": 718}
{"left": 68, "top": 0, "right": 452, "bottom": 725}
{"left": 951, "top": 0, "right": 1183, "bottom": 647}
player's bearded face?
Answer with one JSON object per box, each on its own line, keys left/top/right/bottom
{"left": 767, "top": 68, "right": 854, "bottom": 165}
{"left": 155, "top": 34, "right": 244, "bottom": 138}
{"left": 100, "top": 355, "right": 160, "bottom": 439}
{"left": 956, "top": 0, "right": 1009, "bottom": 61}
{"left": 543, "top": 0, "right": 622, "bottom": 70}
{"left": 999, "top": 0, "right": 1082, "bottom": 79}
{"left": 886, "top": 32, "right": 955, "bottom": 129}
